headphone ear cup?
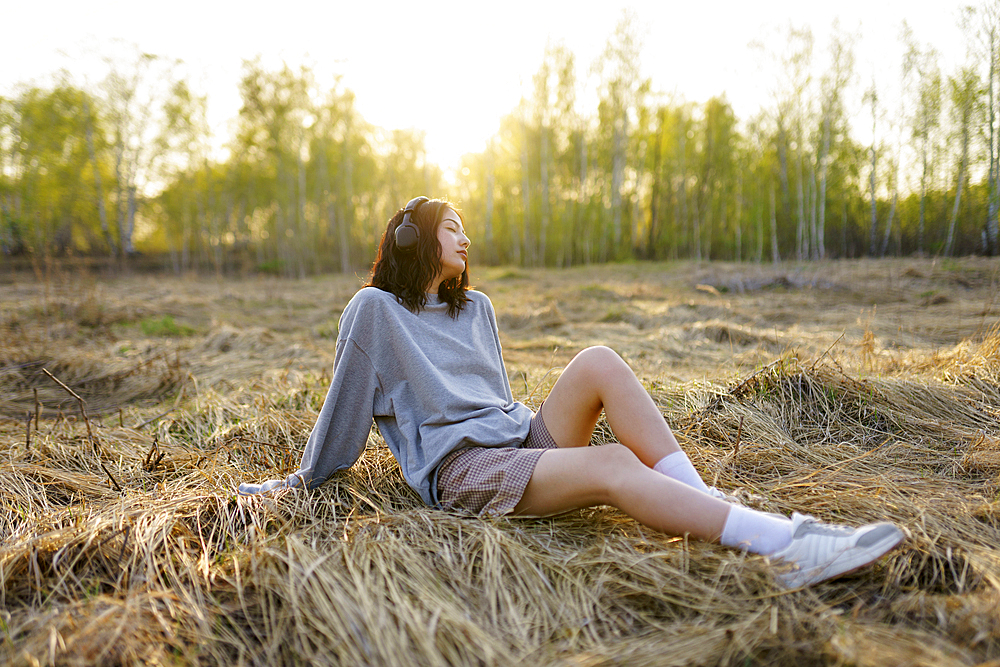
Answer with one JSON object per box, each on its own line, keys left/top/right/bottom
{"left": 395, "top": 222, "right": 419, "bottom": 250}
{"left": 394, "top": 196, "right": 429, "bottom": 252}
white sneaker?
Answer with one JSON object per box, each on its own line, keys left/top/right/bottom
{"left": 769, "top": 513, "right": 905, "bottom": 588}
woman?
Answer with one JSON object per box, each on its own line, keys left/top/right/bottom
{"left": 239, "top": 196, "right": 904, "bottom": 589}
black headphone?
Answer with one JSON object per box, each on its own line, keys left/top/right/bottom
{"left": 394, "top": 196, "right": 429, "bottom": 251}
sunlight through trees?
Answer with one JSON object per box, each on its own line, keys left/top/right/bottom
{"left": 4, "top": 8, "right": 1000, "bottom": 273}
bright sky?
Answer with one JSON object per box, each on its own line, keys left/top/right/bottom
{"left": 1, "top": 0, "right": 971, "bottom": 175}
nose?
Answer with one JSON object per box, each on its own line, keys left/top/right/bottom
{"left": 460, "top": 233, "right": 470, "bottom": 248}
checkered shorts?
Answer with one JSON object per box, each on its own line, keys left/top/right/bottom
{"left": 435, "top": 408, "right": 559, "bottom": 516}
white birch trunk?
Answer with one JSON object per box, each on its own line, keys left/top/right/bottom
{"left": 540, "top": 121, "right": 550, "bottom": 265}
{"left": 817, "top": 114, "right": 830, "bottom": 259}
{"left": 795, "top": 139, "right": 806, "bottom": 261}
{"left": 341, "top": 118, "right": 353, "bottom": 274}
{"left": 485, "top": 144, "right": 495, "bottom": 264}
{"left": 521, "top": 115, "right": 531, "bottom": 266}
{"left": 880, "top": 191, "right": 897, "bottom": 257}
{"left": 869, "top": 144, "right": 878, "bottom": 255}
{"left": 770, "top": 185, "right": 780, "bottom": 264}
{"left": 82, "top": 98, "right": 116, "bottom": 256}
{"left": 611, "top": 118, "right": 625, "bottom": 254}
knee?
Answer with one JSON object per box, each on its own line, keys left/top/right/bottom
{"left": 572, "top": 345, "right": 628, "bottom": 378}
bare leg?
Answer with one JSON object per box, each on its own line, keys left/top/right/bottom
{"left": 516, "top": 346, "right": 730, "bottom": 540}
{"left": 539, "top": 345, "right": 682, "bottom": 466}
{"left": 513, "top": 443, "right": 731, "bottom": 541}
{"left": 514, "top": 347, "right": 903, "bottom": 581}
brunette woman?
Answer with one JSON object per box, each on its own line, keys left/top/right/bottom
{"left": 240, "top": 197, "right": 904, "bottom": 588}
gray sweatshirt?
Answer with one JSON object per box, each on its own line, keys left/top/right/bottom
{"left": 237, "top": 287, "right": 534, "bottom": 505}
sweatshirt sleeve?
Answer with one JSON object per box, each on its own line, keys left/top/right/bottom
{"left": 237, "top": 336, "right": 380, "bottom": 495}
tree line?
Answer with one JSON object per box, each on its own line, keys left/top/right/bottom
{"left": 2, "top": 8, "right": 1000, "bottom": 275}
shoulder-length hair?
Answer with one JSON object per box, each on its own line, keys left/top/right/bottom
{"left": 367, "top": 198, "right": 470, "bottom": 317}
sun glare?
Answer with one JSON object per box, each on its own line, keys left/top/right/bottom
{"left": 0, "top": 0, "right": 971, "bottom": 174}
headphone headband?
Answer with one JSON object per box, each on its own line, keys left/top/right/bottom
{"left": 395, "top": 196, "right": 430, "bottom": 251}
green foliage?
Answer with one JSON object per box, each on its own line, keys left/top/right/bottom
{"left": 4, "top": 15, "right": 1000, "bottom": 269}
{"left": 138, "top": 315, "right": 195, "bottom": 337}
{"left": 256, "top": 259, "right": 284, "bottom": 275}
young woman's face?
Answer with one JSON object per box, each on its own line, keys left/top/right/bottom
{"left": 435, "top": 208, "right": 470, "bottom": 283}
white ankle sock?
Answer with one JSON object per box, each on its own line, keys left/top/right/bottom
{"left": 720, "top": 505, "right": 794, "bottom": 555}
{"left": 653, "top": 451, "right": 711, "bottom": 494}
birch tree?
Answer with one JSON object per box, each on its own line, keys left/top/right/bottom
{"left": 944, "top": 66, "right": 979, "bottom": 256}
{"left": 100, "top": 50, "right": 180, "bottom": 261}
{"left": 903, "top": 29, "right": 942, "bottom": 256}
{"left": 593, "top": 10, "right": 647, "bottom": 257}
{"left": 864, "top": 82, "right": 880, "bottom": 255}
{"left": 815, "top": 27, "right": 855, "bottom": 259}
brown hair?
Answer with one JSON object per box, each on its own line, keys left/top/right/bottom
{"left": 367, "top": 198, "right": 470, "bottom": 317}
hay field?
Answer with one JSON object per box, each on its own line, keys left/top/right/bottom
{"left": 1, "top": 257, "right": 999, "bottom": 666}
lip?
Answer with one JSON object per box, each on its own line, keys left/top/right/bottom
{"left": 458, "top": 251, "right": 468, "bottom": 260}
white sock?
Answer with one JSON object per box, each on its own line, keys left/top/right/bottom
{"left": 720, "top": 505, "right": 794, "bottom": 555}
{"left": 653, "top": 451, "right": 711, "bottom": 494}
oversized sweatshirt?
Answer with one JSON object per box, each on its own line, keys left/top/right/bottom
{"left": 237, "top": 287, "right": 534, "bottom": 505}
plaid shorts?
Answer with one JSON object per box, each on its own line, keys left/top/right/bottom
{"left": 435, "top": 408, "right": 559, "bottom": 516}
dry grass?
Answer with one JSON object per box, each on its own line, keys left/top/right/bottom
{"left": 1, "top": 257, "right": 999, "bottom": 665}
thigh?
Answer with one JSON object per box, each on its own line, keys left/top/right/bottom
{"left": 512, "top": 445, "right": 628, "bottom": 517}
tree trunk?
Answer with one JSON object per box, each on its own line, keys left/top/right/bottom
{"left": 341, "top": 121, "right": 354, "bottom": 274}
{"left": 808, "top": 157, "right": 817, "bottom": 259}
{"left": 945, "top": 113, "right": 971, "bottom": 257}
{"left": 755, "top": 181, "right": 764, "bottom": 263}
{"left": 82, "top": 98, "right": 116, "bottom": 256}
{"left": 817, "top": 114, "right": 830, "bottom": 259}
{"left": 677, "top": 123, "right": 689, "bottom": 258}
{"left": 540, "top": 121, "right": 550, "bottom": 266}
{"left": 868, "top": 142, "right": 878, "bottom": 255}
{"left": 631, "top": 139, "right": 644, "bottom": 257}
{"left": 0, "top": 196, "right": 12, "bottom": 255}
{"left": 113, "top": 132, "right": 128, "bottom": 263}
{"left": 770, "top": 185, "right": 780, "bottom": 264}
{"left": 880, "top": 190, "right": 897, "bottom": 257}
{"left": 297, "top": 143, "right": 308, "bottom": 278}
{"left": 485, "top": 144, "right": 495, "bottom": 265}
{"left": 734, "top": 173, "right": 743, "bottom": 263}
{"left": 989, "top": 30, "right": 1000, "bottom": 255}
{"left": 691, "top": 192, "right": 702, "bottom": 261}
{"left": 776, "top": 120, "right": 792, "bottom": 231}
{"left": 919, "top": 142, "right": 928, "bottom": 255}
{"left": 578, "top": 128, "right": 588, "bottom": 264}
{"left": 521, "top": 116, "right": 532, "bottom": 266}
{"left": 648, "top": 113, "right": 664, "bottom": 258}
{"left": 795, "top": 139, "right": 806, "bottom": 261}
{"left": 710, "top": 199, "right": 721, "bottom": 261}
{"left": 181, "top": 204, "right": 191, "bottom": 273}
{"left": 842, "top": 201, "right": 848, "bottom": 257}
{"left": 945, "top": 168, "right": 966, "bottom": 257}
{"left": 123, "top": 185, "right": 137, "bottom": 256}
{"left": 611, "top": 117, "right": 625, "bottom": 254}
